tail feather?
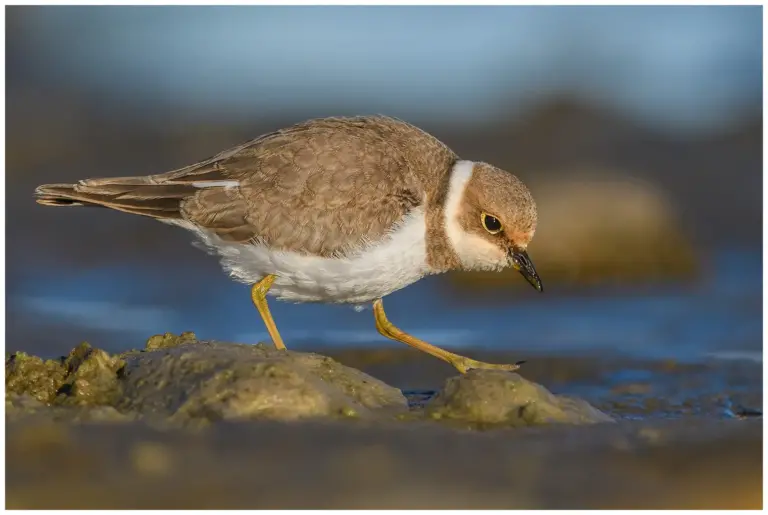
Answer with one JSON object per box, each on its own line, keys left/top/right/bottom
{"left": 34, "top": 160, "right": 238, "bottom": 220}
{"left": 34, "top": 179, "right": 192, "bottom": 219}
{"left": 75, "top": 183, "right": 194, "bottom": 200}
{"left": 35, "top": 184, "right": 91, "bottom": 207}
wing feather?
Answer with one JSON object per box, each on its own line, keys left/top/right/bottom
{"left": 180, "top": 117, "right": 438, "bottom": 256}
{"left": 36, "top": 116, "right": 457, "bottom": 255}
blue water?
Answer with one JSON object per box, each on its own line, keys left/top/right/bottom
{"left": 8, "top": 249, "right": 762, "bottom": 364}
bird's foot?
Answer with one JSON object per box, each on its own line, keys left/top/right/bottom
{"left": 450, "top": 357, "right": 526, "bottom": 375}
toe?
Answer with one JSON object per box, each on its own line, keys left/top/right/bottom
{"left": 453, "top": 358, "right": 521, "bottom": 374}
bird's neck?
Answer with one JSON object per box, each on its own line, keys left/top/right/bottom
{"left": 423, "top": 160, "right": 475, "bottom": 273}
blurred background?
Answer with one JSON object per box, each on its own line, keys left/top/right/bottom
{"left": 6, "top": 6, "right": 762, "bottom": 364}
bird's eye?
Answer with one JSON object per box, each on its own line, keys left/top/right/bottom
{"left": 481, "top": 213, "right": 502, "bottom": 234}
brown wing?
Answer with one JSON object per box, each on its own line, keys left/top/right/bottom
{"left": 34, "top": 116, "right": 456, "bottom": 257}
{"left": 180, "top": 116, "right": 430, "bottom": 256}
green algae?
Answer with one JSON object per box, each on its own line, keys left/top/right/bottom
{"left": 6, "top": 343, "right": 124, "bottom": 407}
{"left": 6, "top": 352, "right": 67, "bottom": 404}
{"left": 144, "top": 331, "right": 198, "bottom": 351}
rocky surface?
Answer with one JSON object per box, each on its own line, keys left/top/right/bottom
{"left": 7, "top": 334, "right": 409, "bottom": 425}
{"left": 5, "top": 333, "right": 761, "bottom": 509}
{"left": 6, "top": 342, "right": 124, "bottom": 406}
{"left": 6, "top": 333, "right": 611, "bottom": 427}
{"left": 118, "top": 339, "right": 408, "bottom": 424}
{"left": 426, "top": 369, "right": 613, "bottom": 426}
{"left": 326, "top": 346, "right": 763, "bottom": 420}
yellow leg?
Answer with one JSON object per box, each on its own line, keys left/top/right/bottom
{"left": 251, "top": 275, "right": 286, "bottom": 350}
{"left": 372, "top": 298, "right": 521, "bottom": 374}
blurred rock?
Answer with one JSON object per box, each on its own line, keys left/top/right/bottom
{"left": 427, "top": 369, "right": 612, "bottom": 426}
{"left": 450, "top": 168, "right": 698, "bottom": 290}
{"left": 6, "top": 393, "right": 48, "bottom": 419}
{"left": 6, "top": 393, "right": 135, "bottom": 424}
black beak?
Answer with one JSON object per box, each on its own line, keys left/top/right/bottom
{"left": 510, "top": 250, "right": 543, "bottom": 292}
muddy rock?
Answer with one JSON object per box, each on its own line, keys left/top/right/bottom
{"left": 7, "top": 335, "right": 618, "bottom": 428}
{"left": 59, "top": 343, "right": 125, "bottom": 405}
{"left": 118, "top": 340, "right": 408, "bottom": 422}
{"left": 6, "top": 336, "right": 409, "bottom": 424}
{"left": 6, "top": 342, "right": 125, "bottom": 406}
{"left": 6, "top": 393, "right": 135, "bottom": 424}
{"left": 427, "top": 369, "right": 613, "bottom": 426}
{"left": 144, "top": 331, "right": 198, "bottom": 351}
{"left": 5, "top": 352, "right": 67, "bottom": 404}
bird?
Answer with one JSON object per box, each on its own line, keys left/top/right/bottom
{"left": 34, "top": 115, "right": 542, "bottom": 374}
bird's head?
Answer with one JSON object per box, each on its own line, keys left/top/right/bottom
{"left": 444, "top": 160, "right": 543, "bottom": 292}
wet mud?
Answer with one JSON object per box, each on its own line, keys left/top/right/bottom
{"left": 6, "top": 333, "right": 762, "bottom": 509}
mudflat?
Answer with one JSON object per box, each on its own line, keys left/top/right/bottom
{"left": 6, "top": 334, "right": 762, "bottom": 509}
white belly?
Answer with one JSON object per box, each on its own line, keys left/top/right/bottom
{"left": 171, "top": 207, "right": 430, "bottom": 304}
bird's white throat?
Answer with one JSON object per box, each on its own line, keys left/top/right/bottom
{"left": 443, "top": 160, "right": 508, "bottom": 271}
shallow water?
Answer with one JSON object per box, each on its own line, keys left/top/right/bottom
{"left": 6, "top": 246, "right": 763, "bottom": 509}
{"left": 9, "top": 249, "right": 762, "bottom": 366}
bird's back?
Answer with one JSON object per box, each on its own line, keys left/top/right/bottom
{"left": 35, "top": 115, "right": 458, "bottom": 258}
{"left": 181, "top": 115, "right": 457, "bottom": 257}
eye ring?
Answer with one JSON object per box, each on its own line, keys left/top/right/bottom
{"left": 481, "top": 212, "right": 503, "bottom": 235}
